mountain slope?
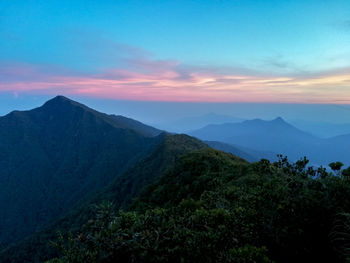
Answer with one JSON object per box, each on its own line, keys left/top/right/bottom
{"left": 0, "top": 134, "right": 207, "bottom": 263}
{"left": 46, "top": 149, "right": 350, "bottom": 263}
{"left": 205, "top": 140, "right": 278, "bottom": 162}
{"left": 99, "top": 134, "right": 208, "bottom": 208}
{"left": 109, "top": 115, "right": 163, "bottom": 137}
{"left": 205, "top": 140, "right": 258, "bottom": 162}
{"left": 0, "top": 96, "right": 161, "bottom": 247}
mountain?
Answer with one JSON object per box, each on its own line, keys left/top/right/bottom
{"left": 322, "top": 133, "right": 350, "bottom": 164}
{"left": 290, "top": 119, "right": 350, "bottom": 138}
{"left": 190, "top": 117, "right": 319, "bottom": 162}
{"left": 154, "top": 113, "right": 243, "bottom": 133}
{"left": 190, "top": 117, "right": 350, "bottom": 166}
{"left": 0, "top": 96, "right": 163, "bottom": 248}
{"left": 0, "top": 134, "right": 207, "bottom": 263}
{"left": 109, "top": 115, "right": 163, "bottom": 137}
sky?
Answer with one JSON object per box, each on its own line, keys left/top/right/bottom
{"left": 1, "top": 0, "right": 350, "bottom": 121}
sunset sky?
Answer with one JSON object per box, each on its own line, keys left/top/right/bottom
{"left": 1, "top": 0, "right": 350, "bottom": 112}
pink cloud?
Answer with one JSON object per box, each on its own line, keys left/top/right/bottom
{"left": 1, "top": 60, "right": 350, "bottom": 104}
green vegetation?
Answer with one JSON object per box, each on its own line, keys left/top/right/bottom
{"left": 46, "top": 149, "right": 350, "bottom": 262}
{"left": 0, "top": 134, "right": 206, "bottom": 262}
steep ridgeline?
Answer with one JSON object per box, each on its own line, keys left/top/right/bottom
{"left": 0, "top": 134, "right": 207, "bottom": 263}
{"left": 98, "top": 134, "right": 208, "bottom": 209}
{"left": 109, "top": 115, "right": 162, "bottom": 137}
{"left": 0, "top": 96, "right": 163, "bottom": 248}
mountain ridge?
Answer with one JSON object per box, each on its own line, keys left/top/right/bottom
{"left": 0, "top": 95, "right": 162, "bottom": 247}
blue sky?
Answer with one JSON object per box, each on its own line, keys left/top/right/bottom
{"left": 2, "top": 0, "right": 349, "bottom": 71}
{"left": 1, "top": 0, "right": 350, "bottom": 117}
{"left": 1, "top": 0, "right": 349, "bottom": 69}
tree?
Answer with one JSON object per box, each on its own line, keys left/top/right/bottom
{"left": 342, "top": 167, "right": 350, "bottom": 181}
{"left": 329, "top": 162, "right": 344, "bottom": 174}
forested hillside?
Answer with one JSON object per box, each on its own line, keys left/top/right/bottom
{"left": 0, "top": 134, "right": 207, "bottom": 262}
{"left": 47, "top": 149, "right": 350, "bottom": 263}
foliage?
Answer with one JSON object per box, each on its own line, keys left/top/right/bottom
{"left": 330, "top": 213, "right": 350, "bottom": 261}
{"left": 330, "top": 162, "right": 345, "bottom": 176}
{"left": 0, "top": 133, "right": 206, "bottom": 263}
{"left": 330, "top": 162, "right": 344, "bottom": 171}
{"left": 49, "top": 149, "right": 350, "bottom": 262}
{"left": 342, "top": 167, "right": 350, "bottom": 179}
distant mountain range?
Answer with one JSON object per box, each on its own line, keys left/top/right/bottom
{"left": 190, "top": 117, "right": 350, "bottom": 166}
{"left": 154, "top": 113, "right": 243, "bottom": 133}
{"left": 190, "top": 117, "right": 318, "bottom": 160}
{"left": 153, "top": 111, "right": 350, "bottom": 139}
{"left": 290, "top": 119, "right": 350, "bottom": 138}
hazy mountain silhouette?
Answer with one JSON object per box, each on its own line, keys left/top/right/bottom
{"left": 190, "top": 117, "right": 319, "bottom": 161}
{"left": 154, "top": 113, "right": 243, "bottom": 133}
{"left": 191, "top": 117, "right": 350, "bottom": 166}
{"left": 291, "top": 119, "right": 350, "bottom": 138}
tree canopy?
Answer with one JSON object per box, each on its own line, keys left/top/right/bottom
{"left": 48, "top": 149, "right": 350, "bottom": 263}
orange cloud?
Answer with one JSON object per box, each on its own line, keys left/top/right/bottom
{"left": 1, "top": 62, "right": 350, "bottom": 103}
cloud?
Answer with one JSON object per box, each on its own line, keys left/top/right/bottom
{"left": 1, "top": 58, "right": 350, "bottom": 104}
{"left": 1, "top": 38, "right": 350, "bottom": 104}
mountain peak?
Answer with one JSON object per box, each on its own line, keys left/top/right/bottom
{"left": 272, "top": 117, "right": 285, "bottom": 123}
{"left": 244, "top": 117, "right": 287, "bottom": 126}
{"left": 52, "top": 95, "right": 70, "bottom": 101}
{"left": 44, "top": 95, "right": 75, "bottom": 105}
{"left": 40, "top": 95, "right": 90, "bottom": 113}
{"left": 39, "top": 96, "right": 163, "bottom": 137}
